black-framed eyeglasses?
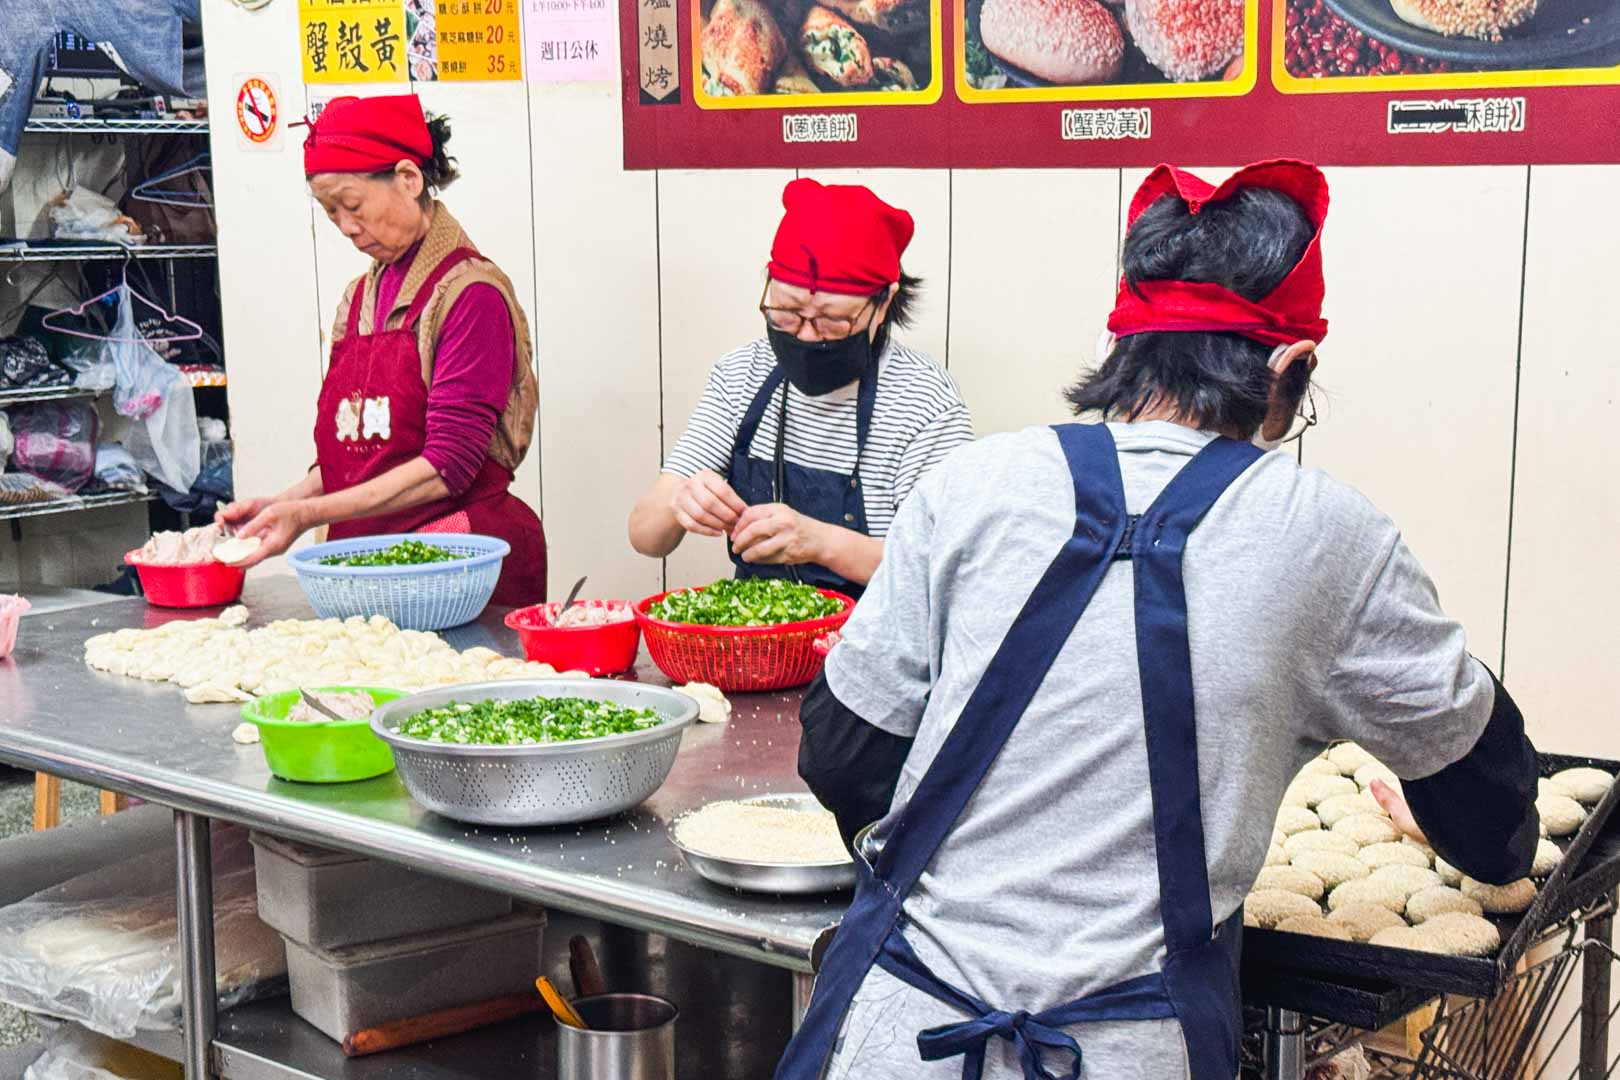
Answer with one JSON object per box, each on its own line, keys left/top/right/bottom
{"left": 1279, "top": 387, "right": 1319, "bottom": 445}
{"left": 759, "top": 282, "right": 877, "bottom": 340}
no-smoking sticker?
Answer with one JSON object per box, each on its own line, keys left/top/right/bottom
{"left": 234, "top": 75, "right": 282, "bottom": 151}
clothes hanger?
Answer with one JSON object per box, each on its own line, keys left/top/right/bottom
{"left": 130, "top": 153, "right": 213, "bottom": 209}
{"left": 39, "top": 253, "right": 204, "bottom": 345}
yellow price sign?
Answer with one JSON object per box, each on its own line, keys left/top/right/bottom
{"left": 435, "top": 0, "right": 523, "bottom": 81}
{"left": 300, "top": 0, "right": 409, "bottom": 84}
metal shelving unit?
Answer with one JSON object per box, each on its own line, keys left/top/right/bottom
{"left": 0, "top": 241, "right": 217, "bottom": 262}
{"left": 0, "top": 490, "right": 154, "bottom": 525}
{"left": 0, "top": 386, "right": 98, "bottom": 407}
{"left": 23, "top": 116, "right": 210, "bottom": 135}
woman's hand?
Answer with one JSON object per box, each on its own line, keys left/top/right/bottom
{"left": 731, "top": 504, "right": 826, "bottom": 566}
{"left": 215, "top": 497, "right": 273, "bottom": 532}
{"left": 233, "top": 501, "right": 315, "bottom": 568}
{"left": 670, "top": 470, "right": 747, "bottom": 538}
{"left": 1369, "top": 779, "right": 1429, "bottom": 846}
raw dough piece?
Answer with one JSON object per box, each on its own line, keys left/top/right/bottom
{"left": 1537, "top": 794, "right": 1586, "bottom": 838}
{"left": 1244, "top": 889, "right": 1323, "bottom": 929}
{"left": 1354, "top": 761, "right": 1399, "bottom": 790}
{"left": 1318, "top": 792, "right": 1384, "bottom": 827}
{"left": 1358, "top": 842, "right": 1430, "bottom": 870}
{"left": 1328, "top": 903, "right": 1407, "bottom": 942}
{"left": 679, "top": 682, "right": 733, "bottom": 724}
{"left": 1280, "top": 786, "right": 1310, "bottom": 809}
{"left": 1531, "top": 838, "right": 1562, "bottom": 878}
{"left": 1265, "top": 845, "right": 1289, "bottom": 867}
{"left": 1461, "top": 876, "right": 1537, "bottom": 914}
{"left": 231, "top": 722, "right": 260, "bottom": 745}
{"left": 1276, "top": 806, "right": 1321, "bottom": 836}
{"left": 1284, "top": 830, "right": 1360, "bottom": 859}
{"left": 213, "top": 536, "right": 262, "bottom": 565}
{"left": 1289, "top": 774, "right": 1357, "bottom": 809}
{"left": 1332, "top": 813, "right": 1400, "bottom": 847}
{"left": 1406, "top": 886, "right": 1482, "bottom": 923}
{"left": 1369, "top": 926, "right": 1443, "bottom": 953}
{"left": 1435, "top": 857, "right": 1463, "bottom": 887}
{"left": 1421, "top": 912, "right": 1502, "bottom": 957}
{"left": 1291, "top": 851, "right": 1370, "bottom": 890}
{"left": 1549, "top": 767, "right": 1614, "bottom": 806}
{"left": 1275, "top": 914, "right": 1353, "bottom": 942}
{"left": 1299, "top": 757, "right": 1344, "bottom": 778}
{"left": 1328, "top": 742, "right": 1375, "bottom": 774}
{"left": 1368, "top": 864, "right": 1442, "bottom": 898}
{"left": 1328, "top": 877, "right": 1407, "bottom": 915}
{"left": 1254, "top": 865, "right": 1326, "bottom": 901}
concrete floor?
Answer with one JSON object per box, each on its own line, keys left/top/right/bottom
{"left": 0, "top": 767, "right": 98, "bottom": 1064}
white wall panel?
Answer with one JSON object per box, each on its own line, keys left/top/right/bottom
{"left": 656, "top": 169, "right": 794, "bottom": 589}
{"left": 1302, "top": 167, "right": 1525, "bottom": 667}
{"left": 1506, "top": 166, "right": 1620, "bottom": 757}
{"left": 530, "top": 83, "right": 663, "bottom": 603}
{"left": 948, "top": 169, "right": 1121, "bottom": 438}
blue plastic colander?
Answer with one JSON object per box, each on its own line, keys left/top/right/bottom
{"left": 288, "top": 533, "right": 510, "bottom": 631}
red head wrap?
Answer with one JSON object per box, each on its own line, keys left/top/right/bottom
{"left": 1107, "top": 159, "right": 1330, "bottom": 348}
{"left": 767, "top": 179, "right": 915, "bottom": 296}
{"left": 303, "top": 95, "right": 433, "bottom": 178}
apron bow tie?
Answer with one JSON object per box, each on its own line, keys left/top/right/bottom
{"left": 916, "top": 1007, "right": 1083, "bottom": 1080}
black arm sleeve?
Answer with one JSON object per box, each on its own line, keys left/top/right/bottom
{"left": 798, "top": 672, "right": 914, "bottom": 849}
{"left": 1404, "top": 662, "right": 1540, "bottom": 885}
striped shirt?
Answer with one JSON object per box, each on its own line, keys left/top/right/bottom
{"left": 662, "top": 339, "right": 974, "bottom": 537}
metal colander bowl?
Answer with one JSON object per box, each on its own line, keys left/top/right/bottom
{"left": 370, "top": 680, "right": 698, "bottom": 826}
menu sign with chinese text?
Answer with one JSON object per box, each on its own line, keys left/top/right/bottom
{"left": 528, "top": 0, "right": 618, "bottom": 82}
{"left": 620, "top": 0, "right": 1620, "bottom": 167}
{"left": 435, "top": 0, "right": 525, "bottom": 79}
{"left": 300, "top": 0, "right": 409, "bottom": 83}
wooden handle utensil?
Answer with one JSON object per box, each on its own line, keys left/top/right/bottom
{"left": 341, "top": 992, "right": 543, "bottom": 1057}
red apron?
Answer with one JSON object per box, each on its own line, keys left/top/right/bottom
{"left": 314, "top": 247, "right": 548, "bottom": 606}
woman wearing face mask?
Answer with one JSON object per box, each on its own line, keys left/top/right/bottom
{"left": 628, "top": 179, "right": 973, "bottom": 598}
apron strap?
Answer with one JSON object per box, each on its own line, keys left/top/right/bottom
{"left": 732, "top": 366, "right": 786, "bottom": 470}
{"left": 400, "top": 247, "right": 482, "bottom": 329}
{"left": 1129, "top": 436, "right": 1262, "bottom": 950}
{"left": 875, "top": 423, "right": 1128, "bottom": 894}
{"left": 345, "top": 276, "right": 369, "bottom": 341}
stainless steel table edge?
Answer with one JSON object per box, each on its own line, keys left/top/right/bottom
{"left": 0, "top": 731, "right": 825, "bottom": 976}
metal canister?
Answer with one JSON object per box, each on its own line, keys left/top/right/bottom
{"left": 557, "top": 993, "right": 678, "bottom": 1080}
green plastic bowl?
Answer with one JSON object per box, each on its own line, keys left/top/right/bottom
{"left": 242, "top": 687, "right": 405, "bottom": 783}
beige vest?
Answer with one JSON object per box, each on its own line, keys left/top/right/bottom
{"left": 332, "top": 202, "right": 538, "bottom": 474}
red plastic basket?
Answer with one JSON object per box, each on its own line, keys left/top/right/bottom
{"left": 633, "top": 587, "right": 855, "bottom": 692}
{"left": 125, "top": 551, "right": 247, "bottom": 609}
{"left": 505, "top": 601, "right": 641, "bottom": 676}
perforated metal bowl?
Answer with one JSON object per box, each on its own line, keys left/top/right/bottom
{"left": 370, "top": 680, "right": 698, "bottom": 826}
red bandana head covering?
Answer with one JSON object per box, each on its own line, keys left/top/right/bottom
{"left": 303, "top": 95, "right": 433, "bottom": 178}
{"left": 1107, "top": 159, "right": 1330, "bottom": 348}
{"left": 767, "top": 179, "right": 915, "bottom": 296}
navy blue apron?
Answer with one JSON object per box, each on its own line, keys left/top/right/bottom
{"left": 776, "top": 422, "right": 1262, "bottom": 1080}
{"left": 727, "top": 364, "right": 877, "bottom": 600}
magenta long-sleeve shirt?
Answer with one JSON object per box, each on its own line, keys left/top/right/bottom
{"left": 375, "top": 248, "right": 515, "bottom": 497}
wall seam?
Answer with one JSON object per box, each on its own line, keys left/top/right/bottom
{"left": 1499, "top": 165, "right": 1532, "bottom": 679}
{"left": 944, "top": 169, "right": 953, "bottom": 369}
{"left": 655, "top": 170, "right": 668, "bottom": 594}
{"left": 524, "top": 83, "right": 544, "bottom": 519}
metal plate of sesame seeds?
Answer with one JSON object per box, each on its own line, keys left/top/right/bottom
{"left": 1323, "top": 0, "right": 1620, "bottom": 67}
{"left": 671, "top": 793, "right": 857, "bottom": 895}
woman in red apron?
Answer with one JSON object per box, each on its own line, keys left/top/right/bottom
{"left": 218, "top": 94, "right": 545, "bottom": 605}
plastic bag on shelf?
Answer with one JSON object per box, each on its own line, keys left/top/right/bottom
{"left": 48, "top": 188, "right": 144, "bottom": 245}
{"left": 0, "top": 410, "right": 12, "bottom": 461}
{"left": 94, "top": 443, "right": 148, "bottom": 494}
{"left": 59, "top": 343, "right": 118, "bottom": 394}
{"left": 0, "top": 826, "right": 287, "bottom": 1040}
{"left": 157, "top": 427, "right": 230, "bottom": 516}
{"left": 22, "top": 1025, "right": 181, "bottom": 1080}
{"left": 106, "top": 289, "right": 199, "bottom": 493}
{"left": 7, "top": 401, "right": 99, "bottom": 492}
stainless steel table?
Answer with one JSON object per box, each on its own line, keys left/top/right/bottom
{"left": 0, "top": 577, "right": 835, "bottom": 1078}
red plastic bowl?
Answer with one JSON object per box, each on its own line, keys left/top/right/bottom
{"left": 633, "top": 587, "right": 854, "bottom": 693}
{"left": 505, "top": 601, "right": 641, "bottom": 676}
{"left": 125, "top": 551, "right": 247, "bottom": 609}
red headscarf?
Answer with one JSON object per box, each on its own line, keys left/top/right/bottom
{"left": 303, "top": 95, "right": 433, "bottom": 178}
{"left": 1107, "top": 159, "right": 1330, "bottom": 348}
{"left": 767, "top": 179, "right": 915, "bottom": 296}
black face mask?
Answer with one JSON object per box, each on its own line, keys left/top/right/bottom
{"left": 767, "top": 325, "right": 873, "bottom": 397}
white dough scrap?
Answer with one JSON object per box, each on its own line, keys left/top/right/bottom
{"left": 680, "top": 682, "right": 733, "bottom": 724}
{"left": 1549, "top": 767, "right": 1614, "bottom": 806}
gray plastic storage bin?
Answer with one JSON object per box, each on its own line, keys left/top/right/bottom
{"left": 285, "top": 909, "right": 546, "bottom": 1042}
{"left": 250, "top": 831, "right": 513, "bottom": 949}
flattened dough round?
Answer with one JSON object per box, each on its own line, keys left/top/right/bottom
{"left": 1328, "top": 877, "right": 1407, "bottom": 915}
{"left": 1276, "top": 806, "right": 1322, "bottom": 836}
{"left": 1289, "top": 774, "right": 1358, "bottom": 809}
{"left": 1275, "top": 914, "right": 1353, "bottom": 941}
{"left": 1265, "top": 844, "right": 1289, "bottom": 867}
{"left": 1549, "top": 767, "right": 1614, "bottom": 806}
{"left": 1328, "top": 742, "right": 1375, "bottom": 774}
{"left": 1461, "top": 876, "right": 1537, "bottom": 914}
{"left": 1292, "top": 851, "right": 1370, "bottom": 890}
{"left": 1435, "top": 857, "right": 1463, "bottom": 887}
{"left": 1406, "top": 885, "right": 1483, "bottom": 923}
{"left": 1328, "top": 903, "right": 1407, "bottom": 943}
{"left": 1299, "top": 757, "right": 1346, "bottom": 778}
{"left": 1368, "top": 864, "right": 1442, "bottom": 899}
{"left": 1318, "top": 792, "right": 1385, "bottom": 827}
{"left": 1245, "top": 889, "right": 1324, "bottom": 929}
{"left": 1285, "top": 830, "right": 1360, "bottom": 859}
{"left": 1358, "top": 842, "right": 1431, "bottom": 870}
{"left": 1255, "top": 865, "right": 1326, "bottom": 901}
{"left": 1537, "top": 794, "right": 1586, "bottom": 838}
{"left": 1531, "top": 838, "right": 1563, "bottom": 878}
{"left": 1332, "top": 813, "right": 1401, "bottom": 847}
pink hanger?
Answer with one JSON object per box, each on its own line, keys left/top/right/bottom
{"left": 40, "top": 262, "right": 204, "bottom": 346}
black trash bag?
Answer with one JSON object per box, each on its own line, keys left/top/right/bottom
{"left": 0, "top": 336, "right": 70, "bottom": 390}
